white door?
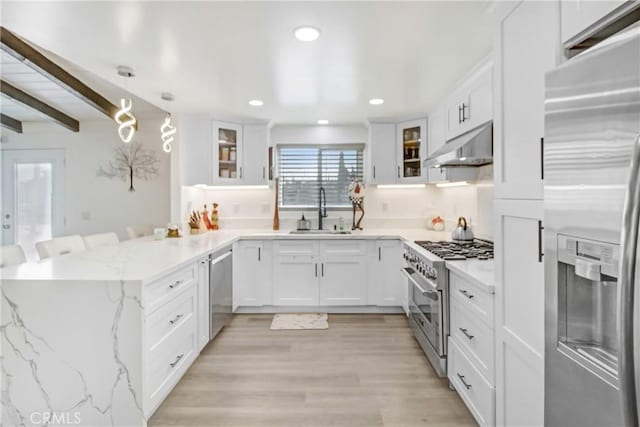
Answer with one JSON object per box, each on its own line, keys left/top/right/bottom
{"left": 319, "top": 256, "right": 367, "bottom": 306}
{"left": 495, "top": 199, "right": 544, "bottom": 427}
{"left": 373, "top": 239, "right": 403, "bottom": 306}
{"left": 273, "top": 241, "right": 319, "bottom": 306}
{"left": 396, "top": 118, "right": 427, "bottom": 182}
{"left": 1, "top": 149, "right": 65, "bottom": 260}
{"left": 368, "top": 123, "right": 397, "bottom": 185}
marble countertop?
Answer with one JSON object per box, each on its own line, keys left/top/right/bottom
{"left": 0, "top": 228, "right": 451, "bottom": 284}
{"left": 446, "top": 259, "right": 495, "bottom": 292}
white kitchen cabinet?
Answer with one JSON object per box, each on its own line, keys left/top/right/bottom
{"left": 493, "top": 0, "right": 560, "bottom": 201}
{"left": 212, "top": 120, "right": 243, "bottom": 183}
{"left": 427, "top": 105, "right": 477, "bottom": 184}
{"left": 273, "top": 241, "right": 319, "bottom": 305}
{"left": 197, "top": 255, "right": 210, "bottom": 352}
{"left": 371, "top": 239, "right": 403, "bottom": 306}
{"left": 396, "top": 118, "right": 427, "bottom": 182}
{"left": 367, "top": 123, "right": 397, "bottom": 184}
{"left": 242, "top": 124, "right": 270, "bottom": 185}
{"left": 179, "top": 114, "right": 211, "bottom": 186}
{"left": 233, "top": 240, "right": 272, "bottom": 308}
{"left": 494, "top": 199, "right": 544, "bottom": 427}
{"left": 445, "top": 59, "right": 493, "bottom": 141}
{"left": 319, "top": 241, "right": 368, "bottom": 305}
{"left": 561, "top": 0, "right": 636, "bottom": 48}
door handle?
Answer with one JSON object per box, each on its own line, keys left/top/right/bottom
{"left": 239, "top": 167, "right": 243, "bottom": 179}
{"left": 459, "top": 289, "right": 474, "bottom": 299}
{"left": 540, "top": 137, "right": 544, "bottom": 180}
{"left": 459, "top": 328, "right": 474, "bottom": 340}
{"left": 263, "top": 167, "right": 266, "bottom": 180}
{"left": 378, "top": 247, "right": 381, "bottom": 261}
{"left": 458, "top": 105, "right": 462, "bottom": 124}
{"left": 169, "top": 280, "right": 184, "bottom": 289}
{"left": 321, "top": 263, "right": 324, "bottom": 277}
{"left": 397, "top": 166, "right": 401, "bottom": 178}
{"left": 315, "top": 263, "right": 318, "bottom": 277}
{"left": 258, "top": 247, "right": 261, "bottom": 261}
{"left": 538, "top": 220, "right": 544, "bottom": 263}
{"left": 169, "top": 354, "right": 184, "bottom": 368}
{"left": 619, "top": 134, "right": 640, "bottom": 427}
{"left": 457, "top": 373, "right": 472, "bottom": 390}
{"left": 373, "top": 166, "right": 376, "bottom": 179}
{"left": 461, "top": 103, "right": 468, "bottom": 122}
{"left": 169, "top": 314, "right": 184, "bottom": 325}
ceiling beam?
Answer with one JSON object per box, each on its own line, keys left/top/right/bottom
{"left": 0, "top": 26, "right": 124, "bottom": 123}
{"left": 1, "top": 80, "right": 79, "bottom": 132}
{"left": 1, "top": 113, "right": 23, "bottom": 133}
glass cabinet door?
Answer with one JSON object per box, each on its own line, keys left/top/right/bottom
{"left": 397, "top": 119, "right": 427, "bottom": 181}
{"left": 213, "top": 121, "right": 243, "bottom": 182}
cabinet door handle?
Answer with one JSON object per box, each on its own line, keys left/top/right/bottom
{"left": 397, "top": 166, "right": 401, "bottom": 178}
{"left": 459, "top": 328, "right": 474, "bottom": 340}
{"left": 538, "top": 220, "right": 544, "bottom": 263}
{"left": 457, "top": 373, "right": 472, "bottom": 390}
{"left": 258, "top": 247, "right": 261, "bottom": 261}
{"left": 458, "top": 105, "right": 462, "bottom": 124}
{"left": 315, "top": 263, "right": 318, "bottom": 277}
{"left": 200, "top": 259, "right": 208, "bottom": 265}
{"left": 461, "top": 103, "right": 468, "bottom": 123}
{"left": 321, "top": 263, "right": 324, "bottom": 277}
{"left": 459, "top": 289, "right": 474, "bottom": 299}
{"left": 263, "top": 167, "right": 266, "bottom": 180}
{"left": 169, "top": 280, "right": 184, "bottom": 289}
{"left": 540, "top": 137, "right": 544, "bottom": 180}
{"left": 169, "top": 314, "right": 184, "bottom": 325}
{"left": 169, "top": 354, "right": 184, "bottom": 368}
{"left": 239, "top": 167, "right": 243, "bottom": 179}
{"left": 373, "top": 166, "right": 376, "bottom": 179}
{"left": 378, "top": 247, "right": 382, "bottom": 261}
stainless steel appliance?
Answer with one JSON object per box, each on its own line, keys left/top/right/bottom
{"left": 423, "top": 121, "right": 493, "bottom": 168}
{"left": 402, "top": 244, "right": 449, "bottom": 377}
{"left": 544, "top": 22, "right": 640, "bottom": 427}
{"left": 403, "top": 239, "right": 494, "bottom": 376}
{"left": 210, "top": 247, "right": 233, "bottom": 340}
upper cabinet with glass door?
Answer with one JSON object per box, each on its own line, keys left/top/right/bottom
{"left": 212, "top": 121, "right": 243, "bottom": 183}
{"left": 396, "top": 118, "right": 427, "bottom": 182}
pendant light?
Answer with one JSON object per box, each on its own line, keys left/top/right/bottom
{"left": 115, "top": 66, "right": 137, "bottom": 143}
{"left": 160, "top": 92, "right": 177, "bottom": 153}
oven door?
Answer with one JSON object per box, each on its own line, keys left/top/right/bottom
{"left": 402, "top": 267, "right": 444, "bottom": 356}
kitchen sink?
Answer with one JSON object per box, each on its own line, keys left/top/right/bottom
{"left": 289, "top": 230, "right": 352, "bottom": 235}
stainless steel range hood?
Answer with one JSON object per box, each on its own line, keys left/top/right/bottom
{"left": 424, "top": 121, "right": 493, "bottom": 168}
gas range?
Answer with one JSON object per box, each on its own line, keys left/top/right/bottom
{"left": 414, "top": 239, "right": 494, "bottom": 261}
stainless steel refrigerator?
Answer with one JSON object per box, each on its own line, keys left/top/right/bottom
{"left": 544, "top": 23, "right": 640, "bottom": 426}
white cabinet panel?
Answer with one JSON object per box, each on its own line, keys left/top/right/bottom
{"left": 495, "top": 199, "right": 544, "bottom": 427}
{"left": 371, "top": 239, "right": 403, "bottom": 306}
{"left": 179, "top": 115, "right": 211, "bottom": 186}
{"left": 233, "top": 240, "right": 272, "bottom": 307}
{"left": 368, "top": 123, "right": 397, "bottom": 184}
{"left": 197, "top": 256, "right": 210, "bottom": 351}
{"left": 242, "top": 124, "right": 269, "bottom": 185}
{"left": 561, "top": 0, "right": 631, "bottom": 46}
{"left": 494, "top": 1, "right": 559, "bottom": 200}
{"left": 273, "top": 241, "right": 319, "bottom": 305}
{"left": 319, "top": 256, "right": 367, "bottom": 305}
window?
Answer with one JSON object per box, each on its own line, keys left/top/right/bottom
{"left": 277, "top": 145, "right": 364, "bottom": 208}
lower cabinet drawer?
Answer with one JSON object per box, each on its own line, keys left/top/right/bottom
{"left": 449, "top": 338, "right": 495, "bottom": 427}
{"left": 146, "top": 287, "right": 196, "bottom": 351}
{"left": 145, "top": 312, "right": 196, "bottom": 416}
{"left": 450, "top": 298, "right": 494, "bottom": 384}
{"left": 145, "top": 264, "right": 197, "bottom": 313}
{"left": 450, "top": 272, "right": 494, "bottom": 328}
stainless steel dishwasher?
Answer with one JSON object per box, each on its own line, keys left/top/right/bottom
{"left": 209, "top": 247, "right": 233, "bottom": 340}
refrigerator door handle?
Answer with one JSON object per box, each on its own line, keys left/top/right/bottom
{"left": 619, "top": 134, "right": 640, "bottom": 427}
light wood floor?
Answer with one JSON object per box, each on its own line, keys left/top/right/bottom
{"left": 149, "top": 314, "right": 476, "bottom": 427}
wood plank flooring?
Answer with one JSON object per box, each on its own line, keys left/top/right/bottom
{"left": 149, "top": 314, "right": 476, "bottom": 427}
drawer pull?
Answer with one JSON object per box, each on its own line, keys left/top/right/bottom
{"left": 459, "top": 328, "right": 474, "bottom": 340}
{"left": 457, "top": 373, "right": 472, "bottom": 390}
{"left": 169, "top": 314, "right": 184, "bottom": 325}
{"left": 459, "top": 289, "right": 474, "bottom": 299}
{"left": 169, "top": 280, "right": 184, "bottom": 289}
{"left": 169, "top": 354, "right": 184, "bottom": 368}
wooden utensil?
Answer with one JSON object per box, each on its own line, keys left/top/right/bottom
{"left": 273, "top": 178, "right": 280, "bottom": 230}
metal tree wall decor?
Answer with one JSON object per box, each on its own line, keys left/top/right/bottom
{"left": 97, "top": 142, "right": 159, "bottom": 192}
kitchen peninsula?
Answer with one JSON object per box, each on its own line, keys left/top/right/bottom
{"left": 2, "top": 228, "right": 490, "bottom": 426}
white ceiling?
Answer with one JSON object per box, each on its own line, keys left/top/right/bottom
{"left": 1, "top": 1, "right": 494, "bottom": 125}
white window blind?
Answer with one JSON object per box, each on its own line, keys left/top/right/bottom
{"left": 277, "top": 145, "right": 364, "bottom": 208}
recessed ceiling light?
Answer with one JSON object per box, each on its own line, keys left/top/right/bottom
{"left": 294, "top": 26, "right": 320, "bottom": 42}
{"left": 317, "top": 119, "right": 329, "bottom": 125}
{"left": 369, "top": 98, "right": 384, "bottom": 105}
{"left": 248, "top": 99, "right": 264, "bottom": 106}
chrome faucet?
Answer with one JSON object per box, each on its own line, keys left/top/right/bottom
{"left": 318, "top": 187, "right": 327, "bottom": 230}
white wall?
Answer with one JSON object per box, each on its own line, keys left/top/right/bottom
{"left": 1, "top": 119, "right": 171, "bottom": 242}
{"left": 270, "top": 124, "right": 367, "bottom": 145}
{"left": 180, "top": 182, "right": 494, "bottom": 239}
